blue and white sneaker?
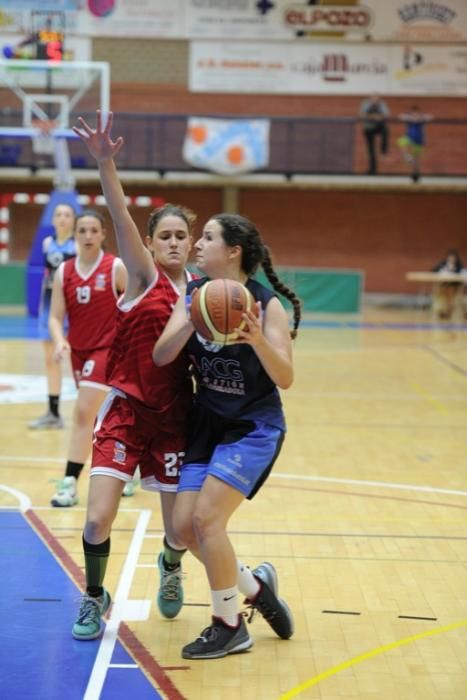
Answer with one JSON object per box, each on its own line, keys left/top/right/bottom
{"left": 247, "top": 562, "right": 294, "bottom": 640}
{"left": 157, "top": 552, "right": 183, "bottom": 619}
{"left": 72, "top": 589, "right": 111, "bottom": 640}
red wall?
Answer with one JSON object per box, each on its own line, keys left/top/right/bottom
{"left": 237, "top": 188, "right": 467, "bottom": 293}
{"left": 3, "top": 83, "right": 467, "bottom": 295}
{"left": 6, "top": 183, "right": 467, "bottom": 294}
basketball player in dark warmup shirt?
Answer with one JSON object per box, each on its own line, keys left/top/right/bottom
{"left": 154, "top": 213, "right": 302, "bottom": 659}
{"left": 29, "top": 202, "right": 76, "bottom": 430}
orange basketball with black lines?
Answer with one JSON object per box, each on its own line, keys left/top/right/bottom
{"left": 190, "top": 278, "right": 257, "bottom": 346}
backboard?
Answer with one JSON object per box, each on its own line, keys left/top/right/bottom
{"left": 0, "top": 59, "right": 110, "bottom": 131}
{"left": 0, "top": 58, "right": 110, "bottom": 189}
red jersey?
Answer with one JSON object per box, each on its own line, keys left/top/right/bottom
{"left": 60, "top": 251, "right": 120, "bottom": 352}
{"left": 106, "top": 266, "right": 194, "bottom": 411}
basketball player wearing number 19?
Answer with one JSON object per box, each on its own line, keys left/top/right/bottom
{"left": 153, "top": 213, "right": 302, "bottom": 659}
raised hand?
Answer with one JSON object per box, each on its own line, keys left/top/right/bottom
{"left": 72, "top": 110, "right": 124, "bottom": 163}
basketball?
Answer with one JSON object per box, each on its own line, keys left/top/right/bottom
{"left": 190, "top": 278, "right": 257, "bottom": 346}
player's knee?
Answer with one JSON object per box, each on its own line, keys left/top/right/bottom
{"left": 191, "top": 509, "right": 220, "bottom": 543}
{"left": 173, "top": 518, "right": 196, "bottom": 551}
{"left": 84, "top": 515, "right": 110, "bottom": 542}
{"left": 73, "top": 403, "right": 95, "bottom": 428}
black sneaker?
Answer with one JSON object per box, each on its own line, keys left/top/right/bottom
{"left": 181, "top": 616, "right": 253, "bottom": 659}
{"left": 247, "top": 562, "right": 294, "bottom": 640}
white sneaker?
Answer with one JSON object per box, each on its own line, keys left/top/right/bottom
{"left": 28, "top": 411, "right": 64, "bottom": 430}
{"left": 122, "top": 478, "right": 140, "bottom": 497}
{"left": 50, "top": 476, "right": 78, "bottom": 507}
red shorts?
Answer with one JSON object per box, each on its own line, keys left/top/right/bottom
{"left": 71, "top": 346, "right": 110, "bottom": 389}
{"left": 91, "top": 388, "right": 189, "bottom": 492}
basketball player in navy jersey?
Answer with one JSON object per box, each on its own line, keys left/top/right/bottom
{"left": 70, "top": 111, "right": 196, "bottom": 640}
{"left": 153, "top": 213, "right": 302, "bottom": 659}
{"left": 29, "top": 203, "right": 76, "bottom": 430}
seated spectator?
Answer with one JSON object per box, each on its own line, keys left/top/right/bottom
{"left": 431, "top": 249, "right": 465, "bottom": 320}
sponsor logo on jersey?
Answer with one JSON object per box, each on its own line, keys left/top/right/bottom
{"left": 113, "top": 441, "right": 127, "bottom": 465}
{"left": 94, "top": 273, "right": 107, "bottom": 290}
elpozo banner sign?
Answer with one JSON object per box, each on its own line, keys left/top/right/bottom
{"left": 189, "top": 41, "right": 467, "bottom": 96}
{"left": 0, "top": 0, "right": 466, "bottom": 42}
{"left": 185, "top": 0, "right": 467, "bottom": 43}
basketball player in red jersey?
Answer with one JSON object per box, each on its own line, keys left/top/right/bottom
{"left": 49, "top": 209, "right": 127, "bottom": 509}
{"left": 70, "top": 111, "right": 195, "bottom": 640}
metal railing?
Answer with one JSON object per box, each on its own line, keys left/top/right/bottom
{"left": 0, "top": 110, "right": 466, "bottom": 176}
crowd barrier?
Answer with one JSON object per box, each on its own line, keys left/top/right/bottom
{"left": 0, "top": 111, "right": 466, "bottom": 176}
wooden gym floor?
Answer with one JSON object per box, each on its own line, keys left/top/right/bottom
{"left": 1, "top": 307, "right": 467, "bottom": 700}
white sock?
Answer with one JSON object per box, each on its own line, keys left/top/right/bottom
{"left": 211, "top": 586, "right": 239, "bottom": 627}
{"left": 237, "top": 560, "right": 260, "bottom": 600}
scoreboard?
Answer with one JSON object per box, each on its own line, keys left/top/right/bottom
{"left": 35, "top": 28, "right": 64, "bottom": 61}
{"left": 3, "top": 11, "right": 66, "bottom": 62}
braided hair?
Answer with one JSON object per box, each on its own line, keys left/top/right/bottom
{"left": 212, "top": 213, "right": 301, "bottom": 339}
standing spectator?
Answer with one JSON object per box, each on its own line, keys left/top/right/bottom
{"left": 360, "top": 93, "right": 390, "bottom": 175}
{"left": 28, "top": 203, "right": 76, "bottom": 430}
{"left": 397, "top": 104, "right": 433, "bottom": 183}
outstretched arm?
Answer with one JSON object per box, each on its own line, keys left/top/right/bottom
{"left": 72, "top": 111, "right": 155, "bottom": 301}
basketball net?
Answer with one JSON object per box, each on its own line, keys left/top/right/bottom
{"left": 31, "top": 118, "right": 57, "bottom": 155}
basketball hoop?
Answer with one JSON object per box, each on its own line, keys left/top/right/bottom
{"left": 31, "top": 118, "right": 57, "bottom": 155}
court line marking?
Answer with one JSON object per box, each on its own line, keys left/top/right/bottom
{"left": 422, "top": 344, "right": 467, "bottom": 378}
{"left": 83, "top": 508, "right": 152, "bottom": 700}
{"left": 2, "top": 461, "right": 467, "bottom": 501}
{"left": 278, "top": 618, "right": 467, "bottom": 700}
{"left": 0, "top": 484, "right": 31, "bottom": 511}
{"left": 289, "top": 391, "right": 467, "bottom": 401}
{"left": 0, "top": 489, "right": 185, "bottom": 700}
{"left": 410, "top": 381, "right": 449, "bottom": 414}
{"left": 2, "top": 473, "right": 467, "bottom": 696}
{"left": 0, "top": 456, "right": 69, "bottom": 464}
{"left": 271, "top": 472, "right": 467, "bottom": 498}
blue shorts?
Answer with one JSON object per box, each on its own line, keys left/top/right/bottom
{"left": 178, "top": 404, "right": 285, "bottom": 499}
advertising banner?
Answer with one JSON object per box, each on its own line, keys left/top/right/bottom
{"left": 1, "top": 0, "right": 466, "bottom": 41}
{"left": 74, "top": 0, "right": 184, "bottom": 38}
{"left": 390, "top": 44, "right": 467, "bottom": 95}
{"left": 0, "top": 0, "right": 184, "bottom": 38}
{"left": 0, "top": 1, "right": 80, "bottom": 9}
{"left": 190, "top": 41, "right": 467, "bottom": 95}
{"left": 183, "top": 117, "right": 270, "bottom": 175}
{"left": 185, "top": 0, "right": 467, "bottom": 43}
{"left": 369, "top": 0, "right": 467, "bottom": 43}
{"left": 189, "top": 41, "right": 390, "bottom": 94}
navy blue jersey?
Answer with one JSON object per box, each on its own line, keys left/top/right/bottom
{"left": 39, "top": 236, "right": 77, "bottom": 323}
{"left": 42, "top": 236, "right": 76, "bottom": 293}
{"left": 186, "top": 277, "right": 286, "bottom": 431}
